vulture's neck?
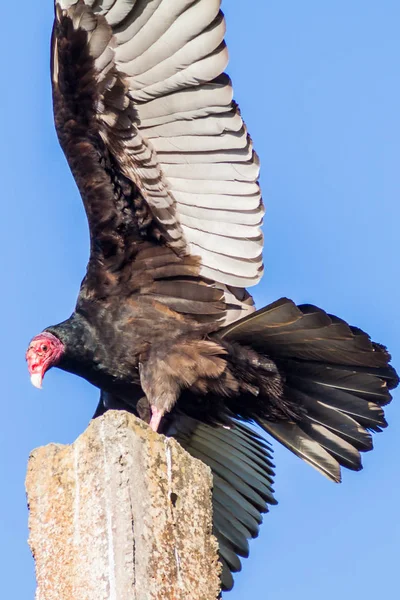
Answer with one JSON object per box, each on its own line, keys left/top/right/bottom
{"left": 45, "top": 312, "right": 139, "bottom": 394}
{"left": 46, "top": 313, "right": 100, "bottom": 381}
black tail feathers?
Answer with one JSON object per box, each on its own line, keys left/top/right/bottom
{"left": 219, "top": 298, "right": 398, "bottom": 482}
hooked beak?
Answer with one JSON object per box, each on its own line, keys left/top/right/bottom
{"left": 26, "top": 350, "right": 45, "bottom": 390}
{"left": 30, "top": 371, "right": 43, "bottom": 389}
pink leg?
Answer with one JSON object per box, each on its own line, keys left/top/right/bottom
{"left": 149, "top": 406, "right": 164, "bottom": 433}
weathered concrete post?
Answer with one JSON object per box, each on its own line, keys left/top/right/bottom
{"left": 26, "top": 410, "right": 221, "bottom": 600}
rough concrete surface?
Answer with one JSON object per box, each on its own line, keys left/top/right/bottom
{"left": 26, "top": 410, "right": 221, "bottom": 600}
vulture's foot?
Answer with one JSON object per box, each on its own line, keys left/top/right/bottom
{"left": 149, "top": 406, "right": 164, "bottom": 432}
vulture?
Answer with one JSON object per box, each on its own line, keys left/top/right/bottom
{"left": 26, "top": 0, "right": 398, "bottom": 591}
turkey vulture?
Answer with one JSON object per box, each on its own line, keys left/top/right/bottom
{"left": 26, "top": 0, "right": 398, "bottom": 591}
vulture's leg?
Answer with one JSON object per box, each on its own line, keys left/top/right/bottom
{"left": 138, "top": 357, "right": 180, "bottom": 433}
{"left": 149, "top": 406, "right": 164, "bottom": 432}
{"left": 139, "top": 338, "right": 228, "bottom": 432}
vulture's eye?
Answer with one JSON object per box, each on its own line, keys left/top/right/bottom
{"left": 41, "top": 344, "right": 48, "bottom": 352}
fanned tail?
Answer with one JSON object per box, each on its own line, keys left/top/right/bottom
{"left": 220, "top": 298, "right": 398, "bottom": 483}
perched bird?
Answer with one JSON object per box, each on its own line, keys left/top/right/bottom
{"left": 26, "top": 0, "right": 398, "bottom": 590}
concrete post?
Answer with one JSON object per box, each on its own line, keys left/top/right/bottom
{"left": 26, "top": 410, "right": 221, "bottom": 600}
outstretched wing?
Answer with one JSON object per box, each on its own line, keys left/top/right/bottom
{"left": 52, "top": 0, "right": 264, "bottom": 324}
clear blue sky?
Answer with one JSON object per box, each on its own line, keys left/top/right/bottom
{"left": 1, "top": 1, "right": 399, "bottom": 598}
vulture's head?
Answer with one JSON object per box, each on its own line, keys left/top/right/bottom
{"left": 26, "top": 332, "right": 64, "bottom": 389}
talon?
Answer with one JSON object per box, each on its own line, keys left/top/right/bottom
{"left": 149, "top": 406, "right": 164, "bottom": 433}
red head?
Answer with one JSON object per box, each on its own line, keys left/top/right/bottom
{"left": 26, "top": 332, "right": 65, "bottom": 389}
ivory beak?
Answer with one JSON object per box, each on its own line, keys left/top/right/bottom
{"left": 30, "top": 372, "right": 43, "bottom": 389}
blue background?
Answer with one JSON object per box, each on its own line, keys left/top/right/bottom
{"left": 1, "top": 1, "right": 399, "bottom": 598}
